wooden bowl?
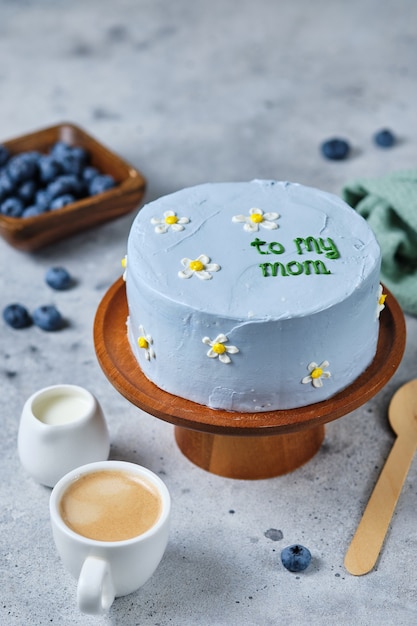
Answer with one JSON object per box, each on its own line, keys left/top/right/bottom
{"left": 0, "top": 122, "right": 146, "bottom": 251}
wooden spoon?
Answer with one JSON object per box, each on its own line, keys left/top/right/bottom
{"left": 344, "top": 379, "right": 417, "bottom": 576}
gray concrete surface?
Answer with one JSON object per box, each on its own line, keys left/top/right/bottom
{"left": 1, "top": 1, "right": 417, "bottom": 624}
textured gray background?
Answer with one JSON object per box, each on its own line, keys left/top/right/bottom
{"left": 1, "top": 1, "right": 417, "bottom": 624}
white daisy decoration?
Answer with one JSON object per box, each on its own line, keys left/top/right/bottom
{"left": 178, "top": 254, "right": 220, "bottom": 280}
{"left": 121, "top": 255, "right": 127, "bottom": 281}
{"left": 137, "top": 325, "right": 155, "bottom": 361}
{"left": 202, "top": 334, "right": 239, "bottom": 364}
{"left": 151, "top": 210, "right": 190, "bottom": 234}
{"left": 302, "top": 361, "right": 331, "bottom": 388}
{"left": 232, "top": 207, "right": 280, "bottom": 232}
{"left": 377, "top": 284, "right": 387, "bottom": 318}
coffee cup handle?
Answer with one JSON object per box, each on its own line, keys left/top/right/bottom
{"left": 77, "top": 556, "right": 115, "bottom": 614}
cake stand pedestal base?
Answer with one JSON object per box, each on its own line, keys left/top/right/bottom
{"left": 94, "top": 279, "right": 405, "bottom": 480}
{"left": 174, "top": 424, "right": 325, "bottom": 479}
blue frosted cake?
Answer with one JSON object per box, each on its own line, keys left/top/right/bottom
{"left": 124, "top": 180, "right": 383, "bottom": 412}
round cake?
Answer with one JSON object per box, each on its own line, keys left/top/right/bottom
{"left": 124, "top": 180, "right": 383, "bottom": 412}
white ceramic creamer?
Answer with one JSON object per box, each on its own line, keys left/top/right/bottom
{"left": 18, "top": 384, "right": 110, "bottom": 487}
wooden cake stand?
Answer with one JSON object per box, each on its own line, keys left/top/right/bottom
{"left": 94, "top": 278, "right": 406, "bottom": 479}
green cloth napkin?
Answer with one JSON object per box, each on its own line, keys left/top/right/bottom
{"left": 342, "top": 169, "right": 417, "bottom": 315}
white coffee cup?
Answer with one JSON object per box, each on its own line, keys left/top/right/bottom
{"left": 18, "top": 384, "right": 110, "bottom": 487}
{"left": 49, "top": 460, "right": 171, "bottom": 614}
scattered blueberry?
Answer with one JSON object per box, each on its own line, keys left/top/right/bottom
{"left": 89, "top": 174, "right": 115, "bottom": 195}
{"left": 0, "top": 144, "right": 9, "bottom": 167}
{"left": 280, "top": 544, "right": 312, "bottom": 572}
{"left": 32, "top": 305, "right": 64, "bottom": 331}
{"left": 1, "top": 197, "right": 24, "bottom": 217}
{"left": 374, "top": 128, "right": 396, "bottom": 148}
{"left": 45, "top": 267, "right": 72, "bottom": 290}
{"left": 3, "top": 303, "right": 32, "bottom": 329}
{"left": 320, "top": 137, "right": 350, "bottom": 160}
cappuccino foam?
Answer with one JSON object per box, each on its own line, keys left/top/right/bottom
{"left": 60, "top": 470, "right": 162, "bottom": 542}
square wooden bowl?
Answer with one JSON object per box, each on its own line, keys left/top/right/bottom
{"left": 0, "top": 122, "right": 146, "bottom": 251}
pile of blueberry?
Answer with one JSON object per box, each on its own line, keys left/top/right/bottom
{"left": 0, "top": 141, "right": 116, "bottom": 218}
{"left": 2, "top": 266, "right": 72, "bottom": 331}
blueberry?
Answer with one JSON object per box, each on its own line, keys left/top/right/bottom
{"left": 71, "top": 145, "right": 89, "bottom": 162}
{"left": 32, "top": 305, "right": 64, "bottom": 331}
{"left": 320, "top": 138, "right": 350, "bottom": 160}
{"left": 0, "top": 170, "right": 15, "bottom": 200}
{"left": 81, "top": 165, "right": 99, "bottom": 182}
{"left": 1, "top": 197, "right": 24, "bottom": 217}
{"left": 59, "top": 155, "right": 84, "bottom": 176}
{"left": 50, "top": 141, "right": 72, "bottom": 159}
{"left": 374, "top": 128, "right": 396, "bottom": 148}
{"left": 46, "top": 177, "right": 70, "bottom": 199}
{"left": 50, "top": 194, "right": 76, "bottom": 210}
{"left": 38, "top": 155, "right": 63, "bottom": 184}
{"left": 35, "top": 189, "right": 50, "bottom": 211}
{"left": 47, "top": 174, "right": 83, "bottom": 200}
{"left": 89, "top": 174, "right": 115, "bottom": 195}
{"left": 0, "top": 144, "right": 9, "bottom": 167}
{"left": 57, "top": 146, "right": 88, "bottom": 176}
{"left": 22, "top": 150, "right": 42, "bottom": 163}
{"left": 280, "top": 544, "right": 312, "bottom": 572}
{"left": 17, "top": 179, "right": 37, "bottom": 205}
{"left": 22, "top": 205, "right": 45, "bottom": 218}
{"left": 45, "top": 266, "right": 72, "bottom": 290}
{"left": 3, "top": 303, "right": 32, "bottom": 329}
{"left": 7, "top": 153, "right": 38, "bottom": 184}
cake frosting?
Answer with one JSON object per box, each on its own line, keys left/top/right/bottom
{"left": 124, "top": 180, "right": 382, "bottom": 412}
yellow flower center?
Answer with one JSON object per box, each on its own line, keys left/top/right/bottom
{"left": 250, "top": 212, "right": 264, "bottom": 223}
{"left": 189, "top": 259, "right": 205, "bottom": 272}
{"left": 138, "top": 336, "right": 149, "bottom": 350}
{"left": 165, "top": 214, "right": 178, "bottom": 225}
{"left": 311, "top": 367, "right": 323, "bottom": 379}
{"left": 121, "top": 257, "right": 127, "bottom": 268}
{"left": 379, "top": 293, "right": 387, "bottom": 306}
{"left": 212, "top": 342, "right": 226, "bottom": 354}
